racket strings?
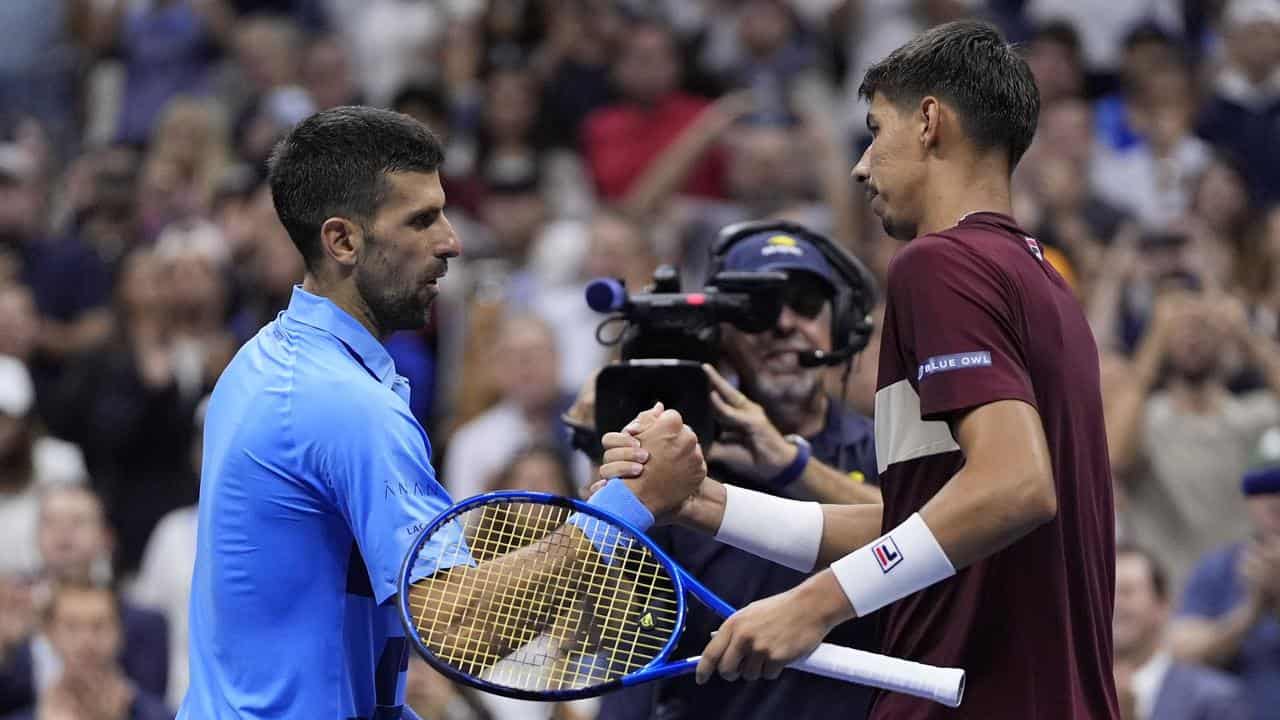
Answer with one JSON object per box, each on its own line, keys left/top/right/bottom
{"left": 406, "top": 500, "right": 679, "bottom": 692}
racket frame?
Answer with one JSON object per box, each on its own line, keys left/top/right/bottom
{"left": 396, "top": 490, "right": 693, "bottom": 701}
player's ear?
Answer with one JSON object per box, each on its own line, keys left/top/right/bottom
{"left": 918, "top": 96, "right": 943, "bottom": 152}
{"left": 320, "top": 217, "right": 364, "bottom": 268}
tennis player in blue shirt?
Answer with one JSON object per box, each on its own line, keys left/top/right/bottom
{"left": 178, "top": 107, "right": 705, "bottom": 720}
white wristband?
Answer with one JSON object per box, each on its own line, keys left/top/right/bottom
{"left": 714, "top": 484, "right": 824, "bottom": 572}
{"left": 830, "top": 513, "right": 955, "bottom": 617}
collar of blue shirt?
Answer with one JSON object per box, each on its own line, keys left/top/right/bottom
{"left": 284, "top": 285, "right": 397, "bottom": 384}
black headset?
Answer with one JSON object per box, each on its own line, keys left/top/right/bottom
{"left": 711, "top": 219, "right": 878, "bottom": 367}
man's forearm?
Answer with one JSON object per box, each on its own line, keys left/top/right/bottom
{"left": 918, "top": 462, "right": 1057, "bottom": 571}
{"left": 814, "top": 503, "right": 884, "bottom": 567}
{"left": 676, "top": 477, "right": 883, "bottom": 569}
{"left": 408, "top": 525, "right": 601, "bottom": 670}
{"left": 798, "top": 459, "right": 882, "bottom": 505}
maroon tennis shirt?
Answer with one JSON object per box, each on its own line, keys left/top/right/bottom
{"left": 870, "top": 213, "right": 1120, "bottom": 719}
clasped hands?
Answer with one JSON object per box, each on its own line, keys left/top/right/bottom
{"left": 593, "top": 397, "right": 844, "bottom": 685}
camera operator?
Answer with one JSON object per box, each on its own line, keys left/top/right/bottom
{"left": 596, "top": 222, "right": 881, "bottom": 720}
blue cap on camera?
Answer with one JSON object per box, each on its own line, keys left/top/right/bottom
{"left": 721, "top": 231, "right": 838, "bottom": 293}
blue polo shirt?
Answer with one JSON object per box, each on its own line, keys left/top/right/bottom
{"left": 178, "top": 287, "right": 468, "bottom": 720}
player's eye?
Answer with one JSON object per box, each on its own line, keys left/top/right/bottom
{"left": 411, "top": 210, "right": 439, "bottom": 229}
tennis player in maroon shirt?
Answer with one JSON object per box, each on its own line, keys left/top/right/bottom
{"left": 598, "top": 20, "right": 1120, "bottom": 719}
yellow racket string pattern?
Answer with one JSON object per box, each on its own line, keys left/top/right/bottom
{"left": 405, "top": 501, "right": 680, "bottom": 693}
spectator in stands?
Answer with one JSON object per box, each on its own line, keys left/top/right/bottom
{"left": 1245, "top": 206, "right": 1280, "bottom": 338}
{"left": 1016, "top": 97, "right": 1132, "bottom": 282}
{"left": 0, "top": 357, "right": 87, "bottom": 577}
{"left": 1171, "top": 428, "right": 1280, "bottom": 719}
{"left": 1023, "top": 20, "right": 1086, "bottom": 107}
{"left": 0, "top": 2, "right": 88, "bottom": 161}
{"left": 226, "top": 182, "right": 304, "bottom": 344}
{"left": 472, "top": 169, "right": 550, "bottom": 308}
{"left": 144, "top": 97, "right": 231, "bottom": 226}
{"left": 486, "top": 444, "right": 576, "bottom": 497}
{"left": 481, "top": 66, "right": 592, "bottom": 223}
{"left": 1092, "top": 59, "right": 1212, "bottom": 229}
{"left": 582, "top": 17, "right": 727, "bottom": 201}
{"left": 474, "top": 67, "right": 548, "bottom": 202}
{"left": 300, "top": 34, "right": 362, "bottom": 111}
{"left": 228, "top": 13, "right": 302, "bottom": 112}
{"left": 329, "top": 0, "right": 457, "bottom": 108}
{"left": 700, "top": 0, "right": 823, "bottom": 113}
{"left": 1113, "top": 542, "right": 1248, "bottom": 720}
{"left": 443, "top": 313, "right": 573, "bottom": 500}
{"left": 535, "top": 208, "right": 655, "bottom": 391}
{"left": 0, "top": 485, "right": 168, "bottom": 710}
{"left": 152, "top": 221, "right": 237, "bottom": 395}
{"left": 0, "top": 583, "right": 170, "bottom": 720}
{"left": 1197, "top": 0, "right": 1280, "bottom": 206}
{"left": 532, "top": 0, "right": 619, "bottom": 148}
{"left": 1094, "top": 24, "right": 1185, "bottom": 155}
{"left": 1022, "top": 0, "right": 1182, "bottom": 81}
{"left": 26, "top": 145, "right": 138, "bottom": 381}
{"left": 102, "top": 0, "right": 235, "bottom": 146}
{"left": 130, "top": 397, "right": 205, "bottom": 709}
{"left": 227, "top": 15, "right": 314, "bottom": 170}
{"left": 1189, "top": 154, "right": 1255, "bottom": 290}
{"left": 47, "top": 250, "right": 203, "bottom": 575}
{"left": 0, "top": 573, "right": 36, "bottom": 715}
{"left": 0, "top": 287, "right": 37, "bottom": 366}
{"left": 0, "top": 145, "right": 48, "bottom": 282}
{"left": 1111, "top": 288, "right": 1280, "bottom": 587}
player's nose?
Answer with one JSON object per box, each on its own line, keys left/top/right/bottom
{"left": 852, "top": 149, "right": 871, "bottom": 185}
{"left": 438, "top": 213, "right": 462, "bottom": 258}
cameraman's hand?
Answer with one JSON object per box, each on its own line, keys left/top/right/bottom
{"left": 703, "top": 364, "right": 797, "bottom": 483}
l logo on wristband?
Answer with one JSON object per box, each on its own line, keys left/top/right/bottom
{"left": 873, "top": 537, "right": 903, "bottom": 573}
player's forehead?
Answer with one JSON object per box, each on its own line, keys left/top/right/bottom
{"left": 865, "top": 93, "right": 904, "bottom": 127}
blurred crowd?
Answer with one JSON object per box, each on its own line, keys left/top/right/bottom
{"left": 0, "top": 1, "right": 1278, "bottom": 719}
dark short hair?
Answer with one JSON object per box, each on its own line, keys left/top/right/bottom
{"left": 267, "top": 106, "right": 445, "bottom": 269}
{"left": 1116, "top": 541, "right": 1168, "bottom": 601}
{"left": 859, "top": 20, "right": 1040, "bottom": 170}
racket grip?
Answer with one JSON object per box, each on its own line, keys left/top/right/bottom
{"left": 789, "top": 643, "right": 964, "bottom": 708}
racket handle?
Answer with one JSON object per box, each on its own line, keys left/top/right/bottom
{"left": 789, "top": 643, "right": 965, "bottom": 708}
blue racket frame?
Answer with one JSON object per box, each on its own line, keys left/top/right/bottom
{"left": 397, "top": 490, "right": 737, "bottom": 702}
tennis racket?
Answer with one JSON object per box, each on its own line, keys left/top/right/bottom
{"left": 397, "top": 490, "right": 964, "bottom": 707}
